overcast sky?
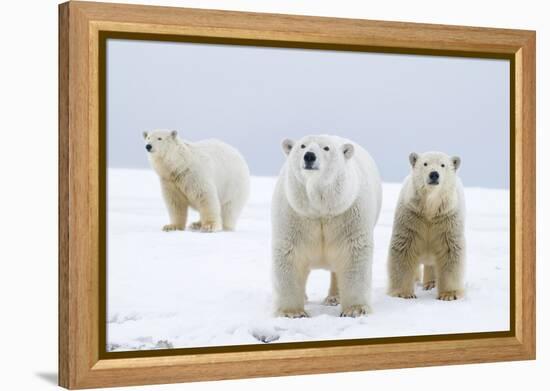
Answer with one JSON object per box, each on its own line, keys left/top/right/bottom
{"left": 107, "top": 39, "right": 509, "bottom": 188}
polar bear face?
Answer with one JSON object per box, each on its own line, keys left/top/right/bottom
{"left": 409, "top": 151, "right": 461, "bottom": 191}
{"left": 143, "top": 129, "right": 178, "bottom": 156}
{"left": 282, "top": 135, "right": 354, "bottom": 181}
{"left": 280, "top": 135, "right": 359, "bottom": 217}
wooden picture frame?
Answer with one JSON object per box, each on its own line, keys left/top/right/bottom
{"left": 58, "top": 1, "right": 536, "bottom": 389}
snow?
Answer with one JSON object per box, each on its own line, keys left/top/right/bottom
{"left": 107, "top": 168, "right": 510, "bottom": 351}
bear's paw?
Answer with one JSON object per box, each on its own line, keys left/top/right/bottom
{"left": 188, "top": 221, "right": 202, "bottom": 231}
{"left": 437, "top": 290, "right": 462, "bottom": 301}
{"left": 276, "top": 309, "right": 309, "bottom": 319}
{"left": 162, "top": 224, "right": 184, "bottom": 232}
{"left": 322, "top": 295, "right": 340, "bottom": 306}
{"left": 340, "top": 305, "right": 368, "bottom": 318}
{"left": 423, "top": 281, "right": 436, "bottom": 291}
{"left": 389, "top": 290, "right": 417, "bottom": 299}
{"left": 200, "top": 221, "right": 222, "bottom": 233}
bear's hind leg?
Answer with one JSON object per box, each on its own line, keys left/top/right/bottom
{"left": 323, "top": 272, "right": 340, "bottom": 306}
{"left": 221, "top": 201, "right": 243, "bottom": 231}
{"left": 422, "top": 265, "right": 436, "bottom": 290}
{"left": 193, "top": 193, "right": 223, "bottom": 233}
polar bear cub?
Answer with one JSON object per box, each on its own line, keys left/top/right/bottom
{"left": 143, "top": 129, "right": 250, "bottom": 232}
{"left": 271, "top": 135, "right": 382, "bottom": 317}
{"left": 388, "top": 151, "right": 466, "bottom": 301}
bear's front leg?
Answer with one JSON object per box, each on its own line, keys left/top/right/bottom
{"left": 272, "top": 246, "right": 309, "bottom": 318}
{"left": 434, "top": 218, "right": 465, "bottom": 301}
{"left": 436, "top": 258, "right": 464, "bottom": 300}
{"left": 338, "top": 242, "right": 373, "bottom": 317}
{"left": 160, "top": 179, "right": 188, "bottom": 231}
{"left": 436, "top": 251, "right": 465, "bottom": 301}
{"left": 388, "top": 254, "right": 418, "bottom": 299}
{"left": 387, "top": 229, "right": 419, "bottom": 299}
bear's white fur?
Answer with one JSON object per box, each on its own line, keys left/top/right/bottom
{"left": 143, "top": 129, "right": 250, "bottom": 232}
{"left": 387, "top": 151, "right": 466, "bottom": 301}
{"left": 271, "top": 135, "right": 382, "bottom": 317}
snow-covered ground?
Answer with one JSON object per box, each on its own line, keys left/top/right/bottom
{"left": 107, "top": 168, "right": 510, "bottom": 351}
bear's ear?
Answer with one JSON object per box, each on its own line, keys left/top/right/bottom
{"left": 452, "top": 156, "right": 461, "bottom": 170}
{"left": 171, "top": 130, "right": 178, "bottom": 139}
{"left": 342, "top": 143, "right": 354, "bottom": 160}
{"left": 409, "top": 152, "right": 419, "bottom": 167}
{"left": 281, "top": 139, "right": 294, "bottom": 156}
{"left": 142, "top": 131, "right": 148, "bottom": 140}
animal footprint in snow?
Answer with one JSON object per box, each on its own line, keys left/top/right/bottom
{"left": 251, "top": 328, "right": 280, "bottom": 343}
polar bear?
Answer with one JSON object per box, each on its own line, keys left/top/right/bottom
{"left": 271, "top": 135, "right": 382, "bottom": 318}
{"left": 143, "top": 129, "right": 250, "bottom": 232}
{"left": 387, "top": 151, "right": 466, "bottom": 301}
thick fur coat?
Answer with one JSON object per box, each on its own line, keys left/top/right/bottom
{"left": 143, "top": 129, "right": 250, "bottom": 232}
{"left": 387, "top": 151, "right": 466, "bottom": 301}
{"left": 271, "top": 135, "right": 382, "bottom": 317}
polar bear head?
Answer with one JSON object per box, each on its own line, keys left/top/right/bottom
{"left": 143, "top": 129, "right": 179, "bottom": 157}
{"left": 281, "top": 135, "right": 359, "bottom": 217}
{"left": 409, "top": 151, "right": 461, "bottom": 193}
{"left": 282, "top": 135, "right": 355, "bottom": 177}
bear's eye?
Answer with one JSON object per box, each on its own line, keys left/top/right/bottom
{"left": 158, "top": 137, "right": 162, "bottom": 141}
{"left": 301, "top": 144, "right": 306, "bottom": 149}
{"left": 441, "top": 164, "right": 445, "bottom": 168}
{"left": 423, "top": 162, "right": 428, "bottom": 167}
{"left": 324, "top": 146, "right": 330, "bottom": 151}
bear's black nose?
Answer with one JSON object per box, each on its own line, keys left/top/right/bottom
{"left": 145, "top": 144, "right": 152, "bottom": 152}
{"left": 304, "top": 152, "right": 316, "bottom": 163}
{"left": 429, "top": 171, "right": 439, "bottom": 181}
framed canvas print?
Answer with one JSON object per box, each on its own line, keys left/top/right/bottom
{"left": 58, "top": 1, "right": 536, "bottom": 389}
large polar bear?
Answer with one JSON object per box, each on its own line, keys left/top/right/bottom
{"left": 143, "top": 129, "right": 250, "bottom": 232}
{"left": 387, "top": 151, "right": 466, "bottom": 301}
{"left": 271, "top": 135, "right": 382, "bottom": 318}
